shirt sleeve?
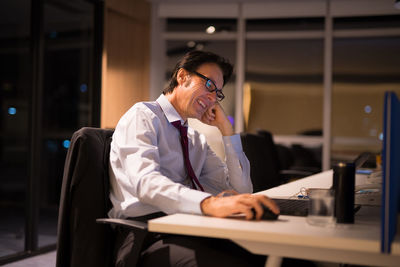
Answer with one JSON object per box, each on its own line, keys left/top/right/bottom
{"left": 111, "top": 107, "right": 211, "bottom": 216}
{"left": 199, "top": 133, "right": 253, "bottom": 194}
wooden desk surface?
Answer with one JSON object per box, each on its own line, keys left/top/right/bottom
{"left": 149, "top": 207, "right": 380, "bottom": 251}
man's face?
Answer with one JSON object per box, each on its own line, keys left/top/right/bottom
{"left": 174, "top": 63, "right": 224, "bottom": 121}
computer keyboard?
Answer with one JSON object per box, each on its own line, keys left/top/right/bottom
{"left": 272, "top": 198, "right": 309, "bottom": 217}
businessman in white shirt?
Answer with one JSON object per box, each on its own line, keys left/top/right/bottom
{"left": 109, "top": 50, "right": 279, "bottom": 267}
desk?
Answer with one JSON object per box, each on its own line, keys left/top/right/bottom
{"left": 149, "top": 171, "right": 400, "bottom": 267}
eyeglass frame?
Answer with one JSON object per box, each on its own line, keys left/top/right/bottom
{"left": 190, "top": 70, "right": 225, "bottom": 101}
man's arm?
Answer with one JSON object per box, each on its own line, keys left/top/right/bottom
{"left": 199, "top": 103, "right": 280, "bottom": 219}
{"left": 199, "top": 102, "right": 252, "bottom": 193}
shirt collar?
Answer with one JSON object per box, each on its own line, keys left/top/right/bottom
{"left": 156, "top": 94, "right": 186, "bottom": 126}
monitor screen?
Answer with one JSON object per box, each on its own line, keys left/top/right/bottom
{"left": 381, "top": 91, "right": 400, "bottom": 253}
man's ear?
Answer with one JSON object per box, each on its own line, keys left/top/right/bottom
{"left": 177, "top": 68, "right": 191, "bottom": 86}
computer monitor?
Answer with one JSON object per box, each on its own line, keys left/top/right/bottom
{"left": 381, "top": 91, "right": 400, "bottom": 253}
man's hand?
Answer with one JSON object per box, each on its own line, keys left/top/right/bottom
{"left": 200, "top": 193, "right": 280, "bottom": 220}
{"left": 200, "top": 103, "right": 233, "bottom": 136}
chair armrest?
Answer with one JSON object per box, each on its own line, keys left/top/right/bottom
{"left": 96, "top": 218, "right": 148, "bottom": 267}
{"left": 96, "top": 218, "right": 148, "bottom": 231}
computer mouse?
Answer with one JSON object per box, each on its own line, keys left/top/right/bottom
{"left": 252, "top": 205, "right": 279, "bottom": 220}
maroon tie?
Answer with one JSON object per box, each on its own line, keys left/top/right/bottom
{"left": 172, "top": 121, "right": 204, "bottom": 191}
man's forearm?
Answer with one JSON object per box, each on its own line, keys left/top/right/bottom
{"left": 218, "top": 119, "right": 234, "bottom": 136}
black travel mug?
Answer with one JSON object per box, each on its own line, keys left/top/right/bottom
{"left": 333, "top": 162, "right": 355, "bottom": 224}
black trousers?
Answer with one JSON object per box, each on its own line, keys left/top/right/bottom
{"left": 138, "top": 233, "right": 266, "bottom": 267}
{"left": 125, "top": 212, "right": 266, "bottom": 267}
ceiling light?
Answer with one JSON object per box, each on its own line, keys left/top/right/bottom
{"left": 206, "top": 26, "right": 216, "bottom": 34}
{"left": 187, "top": 41, "right": 196, "bottom": 48}
{"left": 195, "top": 43, "right": 204, "bottom": 50}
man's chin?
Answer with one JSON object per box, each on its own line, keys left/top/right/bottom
{"left": 192, "top": 110, "right": 205, "bottom": 121}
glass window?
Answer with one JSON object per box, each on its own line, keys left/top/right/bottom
{"left": 332, "top": 15, "right": 400, "bottom": 163}
{"left": 167, "top": 18, "right": 237, "bottom": 33}
{"left": 247, "top": 18, "right": 324, "bottom": 32}
{"left": 334, "top": 15, "right": 400, "bottom": 30}
{"left": 332, "top": 35, "right": 400, "bottom": 162}
{"left": 0, "top": 0, "right": 31, "bottom": 257}
{"left": 156, "top": 3, "right": 400, "bottom": 173}
{"left": 245, "top": 39, "right": 323, "bottom": 136}
{"left": 38, "top": 0, "right": 95, "bottom": 248}
{"left": 0, "top": 0, "right": 99, "bottom": 261}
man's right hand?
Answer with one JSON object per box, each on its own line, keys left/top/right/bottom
{"left": 200, "top": 103, "right": 234, "bottom": 136}
{"left": 200, "top": 193, "right": 280, "bottom": 220}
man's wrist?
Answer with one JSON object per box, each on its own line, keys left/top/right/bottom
{"left": 200, "top": 196, "right": 214, "bottom": 215}
{"left": 219, "top": 121, "right": 234, "bottom": 136}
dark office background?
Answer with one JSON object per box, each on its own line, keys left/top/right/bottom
{"left": 0, "top": 0, "right": 102, "bottom": 264}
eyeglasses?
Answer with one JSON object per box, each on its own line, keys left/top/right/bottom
{"left": 191, "top": 71, "right": 225, "bottom": 101}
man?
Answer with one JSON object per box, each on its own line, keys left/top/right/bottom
{"left": 109, "top": 50, "right": 279, "bottom": 266}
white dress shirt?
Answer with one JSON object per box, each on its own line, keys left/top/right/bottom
{"left": 108, "top": 94, "right": 252, "bottom": 219}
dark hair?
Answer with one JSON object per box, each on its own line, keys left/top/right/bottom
{"left": 163, "top": 50, "right": 233, "bottom": 94}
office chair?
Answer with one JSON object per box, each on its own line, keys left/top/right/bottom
{"left": 290, "top": 144, "right": 321, "bottom": 174}
{"left": 56, "top": 127, "right": 148, "bottom": 267}
{"left": 241, "top": 130, "right": 316, "bottom": 191}
{"left": 240, "top": 132, "right": 282, "bottom": 192}
{"left": 257, "top": 130, "right": 319, "bottom": 179}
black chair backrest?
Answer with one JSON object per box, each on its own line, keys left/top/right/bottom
{"left": 241, "top": 132, "right": 281, "bottom": 192}
{"left": 257, "top": 130, "right": 282, "bottom": 171}
{"left": 56, "top": 127, "right": 114, "bottom": 267}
